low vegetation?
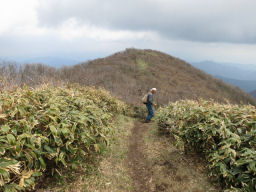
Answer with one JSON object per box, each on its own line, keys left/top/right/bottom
{"left": 0, "top": 85, "right": 126, "bottom": 191}
{"left": 157, "top": 100, "right": 256, "bottom": 191}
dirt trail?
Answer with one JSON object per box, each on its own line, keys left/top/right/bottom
{"left": 128, "top": 121, "right": 153, "bottom": 192}
{"left": 127, "top": 121, "right": 220, "bottom": 192}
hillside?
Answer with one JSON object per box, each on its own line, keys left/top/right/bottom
{"left": 60, "top": 48, "right": 256, "bottom": 105}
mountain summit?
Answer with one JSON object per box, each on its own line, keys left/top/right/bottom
{"left": 60, "top": 48, "right": 255, "bottom": 105}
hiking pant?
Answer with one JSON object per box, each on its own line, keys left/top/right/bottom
{"left": 146, "top": 103, "right": 154, "bottom": 121}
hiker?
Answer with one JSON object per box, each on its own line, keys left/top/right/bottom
{"left": 143, "top": 88, "right": 157, "bottom": 123}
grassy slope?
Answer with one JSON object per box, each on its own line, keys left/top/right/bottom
{"left": 61, "top": 48, "right": 256, "bottom": 106}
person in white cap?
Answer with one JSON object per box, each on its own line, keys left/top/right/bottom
{"left": 145, "top": 88, "right": 157, "bottom": 123}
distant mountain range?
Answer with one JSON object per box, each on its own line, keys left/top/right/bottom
{"left": 0, "top": 56, "right": 81, "bottom": 68}
{"left": 251, "top": 90, "right": 256, "bottom": 99}
{"left": 190, "top": 61, "right": 256, "bottom": 98}
{"left": 215, "top": 76, "right": 256, "bottom": 92}
{"left": 21, "top": 57, "right": 80, "bottom": 68}
{"left": 191, "top": 61, "right": 256, "bottom": 81}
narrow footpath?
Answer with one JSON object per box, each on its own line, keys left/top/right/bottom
{"left": 37, "top": 116, "right": 220, "bottom": 192}
{"left": 127, "top": 120, "right": 220, "bottom": 192}
{"left": 128, "top": 121, "right": 152, "bottom": 192}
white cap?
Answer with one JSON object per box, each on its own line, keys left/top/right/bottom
{"left": 151, "top": 88, "right": 157, "bottom": 91}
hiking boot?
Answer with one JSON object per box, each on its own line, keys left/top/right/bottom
{"left": 144, "top": 119, "right": 150, "bottom": 123}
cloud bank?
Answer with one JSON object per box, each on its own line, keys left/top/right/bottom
{"left": 1, "top": 0, "right": 256, "bottom": 64}
{"left": 37, "top": 0, "right": 256, "bottom": 43}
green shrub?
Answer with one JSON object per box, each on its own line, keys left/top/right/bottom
{"left": 157, "top": 100, "right": 256, "bottom": 192}
{"left": 0, "top": 85, "right": 126, "bottom": 191}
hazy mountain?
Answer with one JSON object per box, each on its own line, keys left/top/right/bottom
{"left": 251, "top": 90, "right": 256, "bottom": 99}
{"left": 216, "top": 76, "right": 256, "bottom": 92}
{"left": 0, "top": 57, "right": 18, "bottom": 65}
{"left": 191, "top": 61, "right": 256, "bottom": 81}
{"left": 0, "top": 56, "right": 82, "bottom": 68}
{"left": 22, "top": 57, "right": 80, "bottom": 68}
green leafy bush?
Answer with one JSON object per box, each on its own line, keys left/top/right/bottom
{"left": 0, "top": 85, "right": 126, "bottom": 191}
{"left": 157, "top": 100, "right": 256, "bottom": 192}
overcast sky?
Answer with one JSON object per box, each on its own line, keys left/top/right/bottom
{"left": 1, "top": 0, "right": 256, "bottom": 65}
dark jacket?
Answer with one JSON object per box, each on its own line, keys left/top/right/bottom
{"left": 147, "top": 92, "right": 153, "bottom": 105}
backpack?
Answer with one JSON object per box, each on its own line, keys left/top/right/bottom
{"left": 142, "top": 94, "right": 148, "bottom": 104}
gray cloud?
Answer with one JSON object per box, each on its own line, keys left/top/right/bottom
{"left": 37, "top": 0, "right": 256, "bottom": 44}
{"left": 1, "top": 0, "right": 256, "bottom": 66}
